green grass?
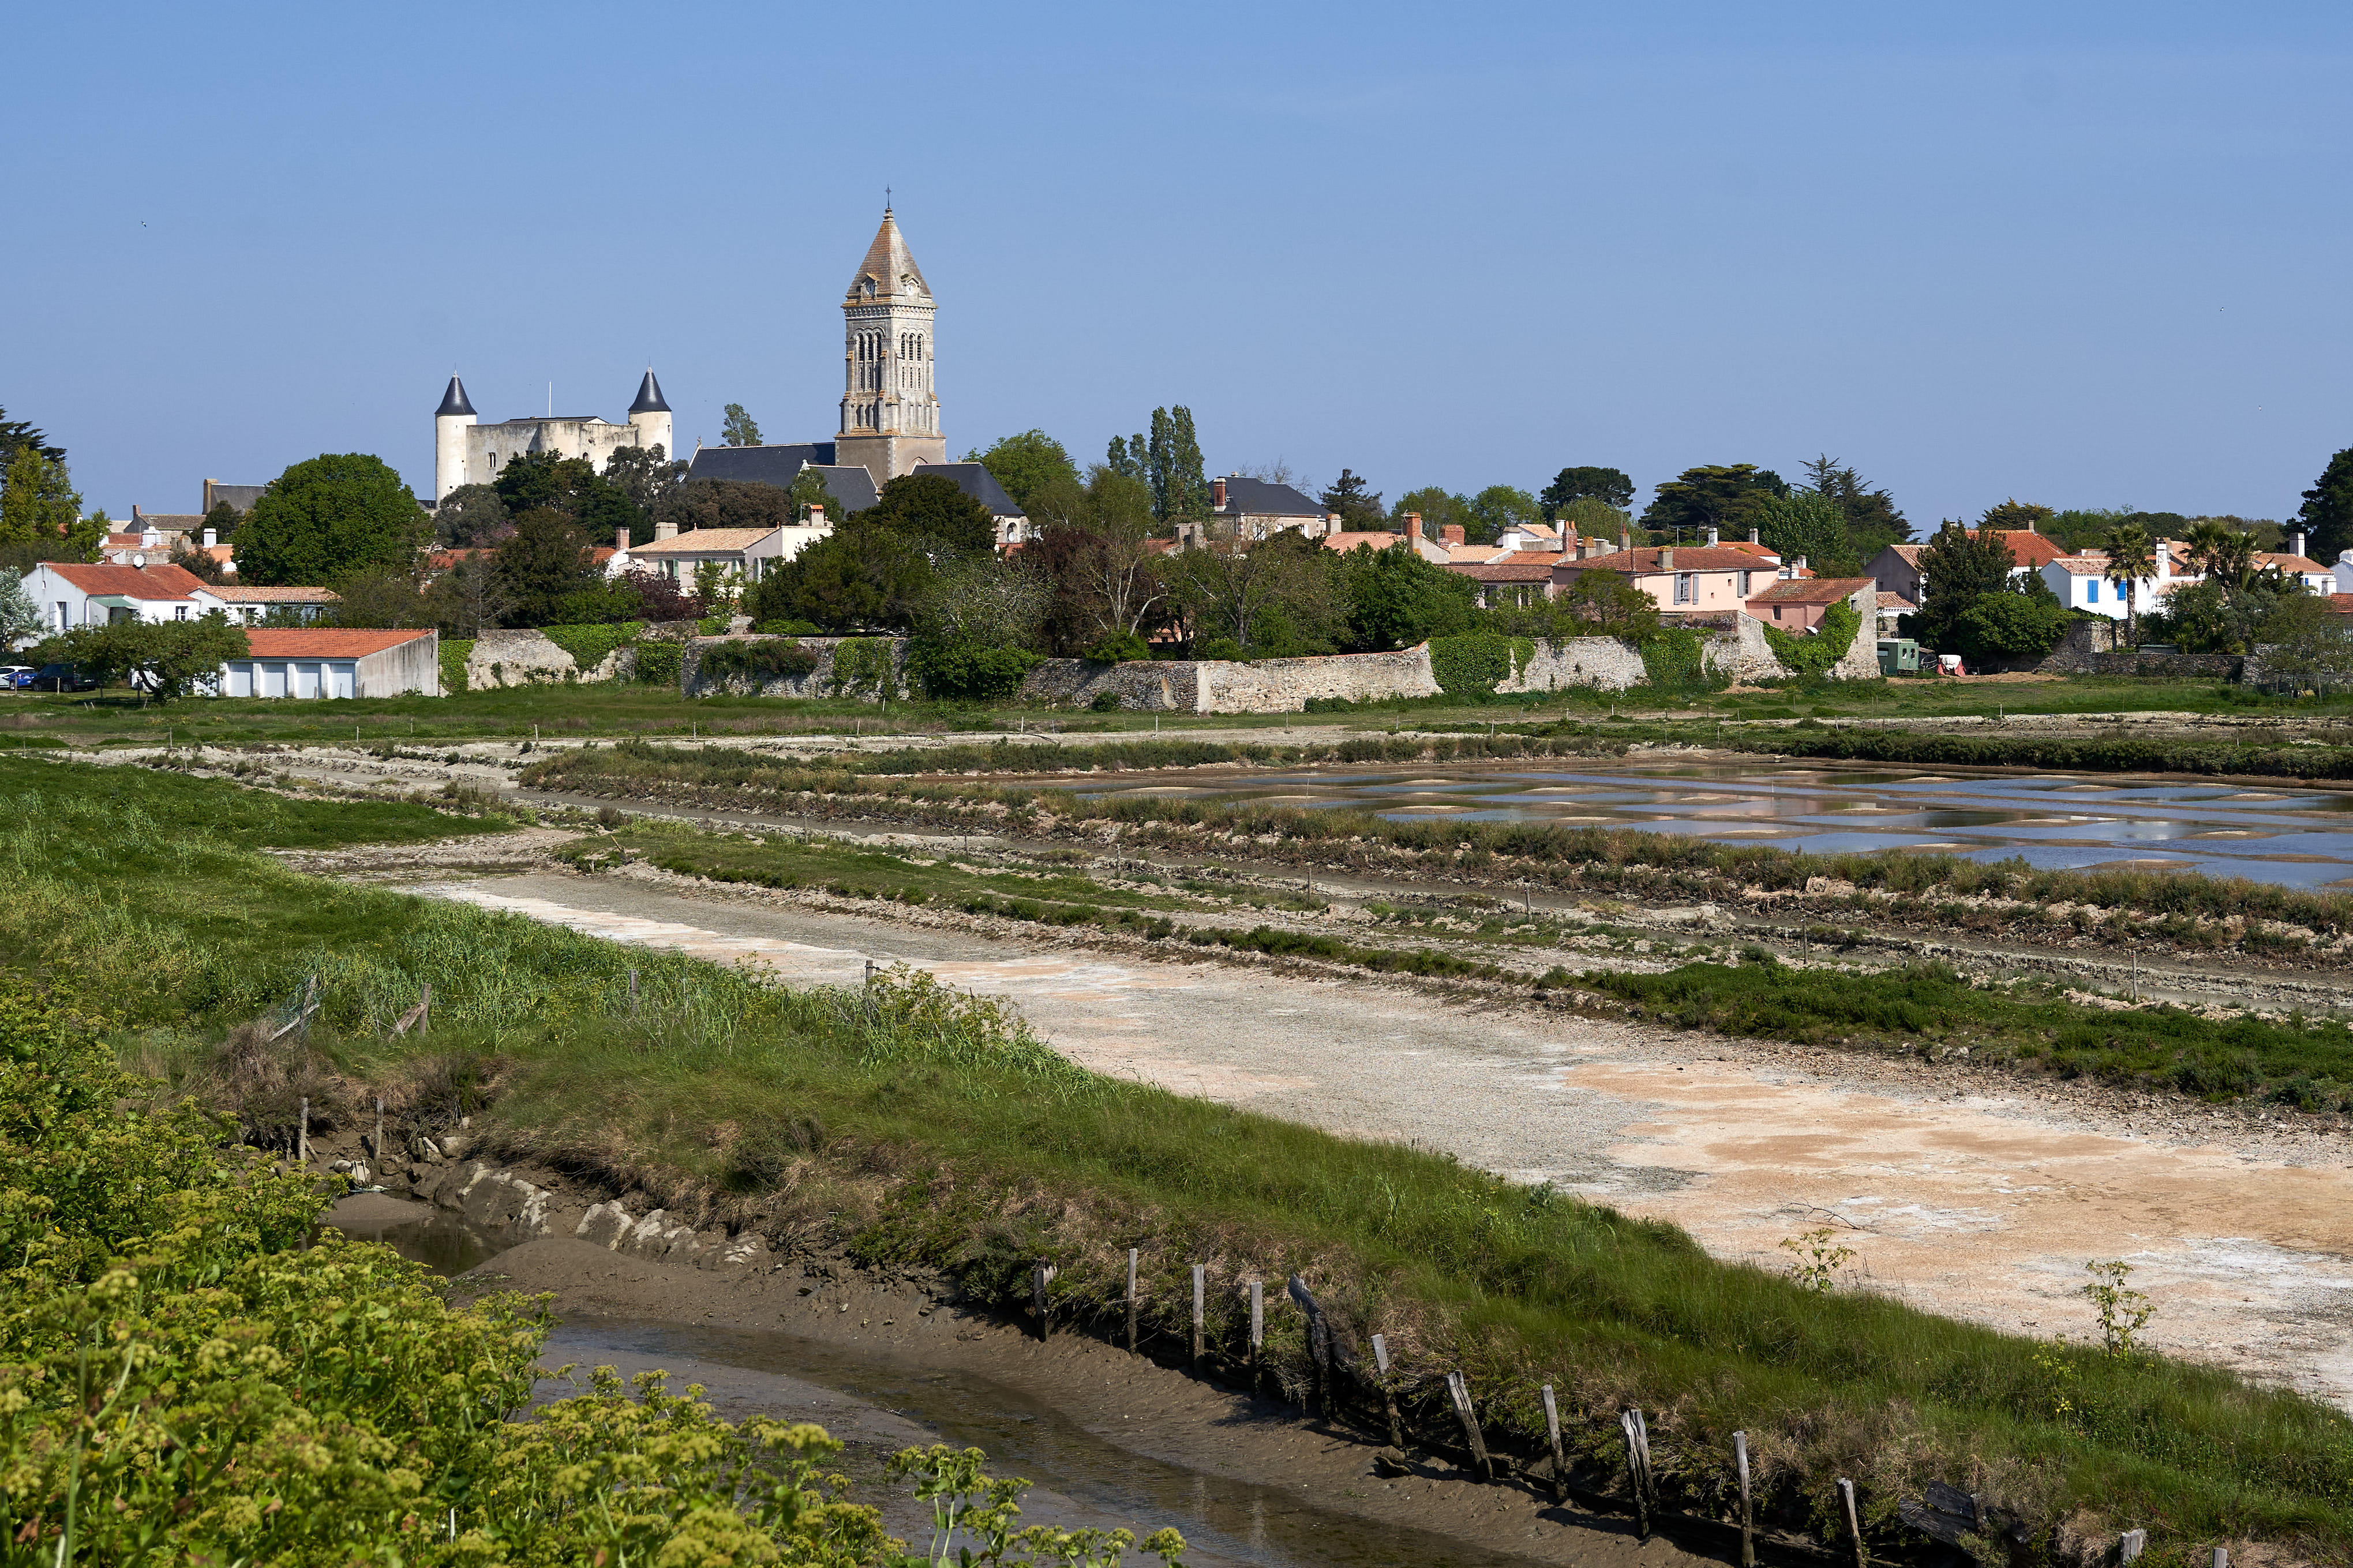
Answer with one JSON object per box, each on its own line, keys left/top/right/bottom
{"left": 9, "top": 761, "right": 2353, "bottom": 1555}
{"left": 0, "top": 753, "right": 511, "bottom": 850}
{"left": 1586, "top": 957, "right": 2353, "bottom": 1106}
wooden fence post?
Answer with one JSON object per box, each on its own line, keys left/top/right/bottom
{"left": 373, "top": 1097, "right": 385, "bottom": 1163}
{"left": 1126, "top": 1249, "right": 1138, "bottom": 1353}
{"left": 628, "top": 968, "right": 639, "bottom": 1018}
{"left": 1620, "top": 1408, "right": 1654, "bottom": 1540}
{"left": 1190, "top": 1265, "right": 1205, "bottom": 1367}
{"left": 1032, "top": 1261, "right": 1054, "bottom": 1341}
{"left": 1540, "top": 1385, "right": 1567, "bottom": 1505}
{"left": 297, "top": 1098, "right": 310, "bottom": 1165}
{"left": 419, "top": 981, "right": 430, "bottom": 1036}
{"left": 2212, "top": 1550, "right": 2228, "bottom": 1568}
{"left": 1444, "top": 1371, "right": 1492, "bottom": 1480}
{"left": 1248, "top": 1280, "right": 1263, "bottom": 1376}
{"left": 1838, "top": 1477, "right": 1865, "bottom": 1568}
{"left": 1372, "top": 1333, "right": 1404, "bottom": 1450}
{"left": 2119, "top": 1531, "right": 2146, "bottom": 1566}
{"left": 1734, "top": 1431, "right": 1755, "bottom": 1568}
{"left": 1286, "top": 1275, "right": 1331, "bottom": 1420}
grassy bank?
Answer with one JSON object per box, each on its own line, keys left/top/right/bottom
{"left": 8, "top": 767, "right": 2353, "bottom": 1558}
{"left": 519, "top": 740, "right": 2353, "bottom": 962}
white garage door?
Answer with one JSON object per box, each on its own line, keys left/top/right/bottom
{"left": 328, "top": 662, "right": 355, "bottom": 699}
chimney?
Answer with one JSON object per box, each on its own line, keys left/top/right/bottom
{"left": 2157, "top": 539, "right": 2170, "bottom": 581}
{"left": 1749, "top": 527, "right": 1760, "bottom": 546}
{"left": 1706, "top": 526, "right": 1719, "bottom": 547}
{"left": 1212, "top": 477, "right": 1227, "bottom": 509}
{"left": 1659, "top": 546, "right": 1675, "bottom": 571}
{"left": 201, "top": 527, "right": 217, "bottom": 548}
{"left": 2294, "top": 528, "right": 2308, "bottom": 560}
{"left": 1327, "top": 512, "right": 1343, "bottom": 531}
{"left": 1794, "top": 555, "right": 1808, "bottom": 576}
{"left": 616, "top": 526, "right": 629, "bottom": 553}
{"left": 1441, "top": 523, "right": 1464, "bottom": 546}
{"left": 1403, "top": 510, "right": 1422, "bottom": 538}
{"left": 808, "top": 504, "right": 827, "bottom": 527}
{"left": 654, "top": 514, "right": 679, "bottom": 542}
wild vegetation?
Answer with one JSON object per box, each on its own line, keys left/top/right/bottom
{"left": 8, "top": 760, "right": 2353, "bottom": 1558}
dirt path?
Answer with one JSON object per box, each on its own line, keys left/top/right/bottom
{"left": 411, "top": 869, "right": 2353, "bottom": 1411}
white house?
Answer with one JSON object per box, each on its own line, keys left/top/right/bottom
{"left": 2040, "top": 554, "right": 2160, "bottom": 620}
{"left": 216, "top": 629, "right": 439, "bottom": 699}
{"left": 625, "top": 516, "right": 829, "bottom": 587}
{"left": 21, "top": 562, "right": 216, "bottom": 632}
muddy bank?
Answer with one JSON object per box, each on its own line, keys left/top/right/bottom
{"left": 327, "top": 1192, "right": 1702, "bottom": 1568}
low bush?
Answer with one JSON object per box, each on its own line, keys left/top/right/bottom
{"left": 910, "top": 640, "right": 1042, "bottom": 702}
{"left": 538, "top": 619, "right": 645, "bottom": 673}
{"left": 695, "top": 637, "right": 822, "bottom": 688}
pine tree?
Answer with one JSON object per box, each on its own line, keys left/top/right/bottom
{"left": 721, "top": 404, "right": 763, "bottom": 448}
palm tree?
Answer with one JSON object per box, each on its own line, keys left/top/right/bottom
{"left": 2100, "top": 523, "right": 2155, "bottom": 646}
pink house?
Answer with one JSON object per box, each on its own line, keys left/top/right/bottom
{"left": 1549, "top": 542, "right": 1774, "bottom": 618}
{"left": 1745, "top": 576, "right": 1879, "bottom": 632}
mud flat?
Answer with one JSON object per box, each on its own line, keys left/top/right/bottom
{"left": 407, "top": 870, "right": 2353, "bottom": 1410}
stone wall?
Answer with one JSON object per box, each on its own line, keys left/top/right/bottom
{"left": 1195, "top": 647, "right": 1438, "bottom": 712}
{"left": 1496, "top": 637, "right": 1648, "bottom": 694}
{"left": 465, "top": 629, "right": 580, "bottom": 690}
{"left": 1019, "top": 658, "right": 1202, "bottom": 711}
{"left": 682, "top": 635, "right": 909, "bottom": 701}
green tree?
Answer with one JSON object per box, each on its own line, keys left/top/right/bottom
{"left": 784, "top": 465, "right": 838, "bottom": 522}
{"left": 1391, "top": 487, "right": 1475, "bottom": 542}
{"left": 1912, "top": 520, "right": 2017, "bottom": 652}
{"left": 1756, "top": 489, "right": 1860, "bottom": 576}
{"left": 1554, "top": 571, "right": 1660, "bottom": 637}
{"left": 0, "top": 407, "right": 65, "bottom": 468}
{"left": 200, "top": 498, "right": 243, "bottom": 541}
{"left": 47, "top": 613, "right": 250, "bottom": 700}
{"left": 1980, "top": 498, "right": 2055, "bottom": 534}
{"left": 1801, "top": 455, "right": 1910, "bottom": 557}
{"left": 1024, "top": 468, "right": 1167, "bottom": 651}
{"left": 1145, "top": 407, "right": 1210, "bottom": 523}
{"left": 1539, "top": 466, "right": 1635, "bottom": 516}
{"left": 966, "top": 430, "right": 1078, "bottom": 512}
{"left": 601, "top": 444, "right": 683, "bottom": 520}
{"left": 329, "top": 568, "right": 437, "bottom": 629}
{"left": 0, "top": 571, "right": 40, "bottom": 646}
{"left": 1170, "top": 526, "right": 1340, "bottom": 654}
{"left": 236, "top": 453, "right": 425, "bottom": 587}
{"left": 745, "top": 522, "right": 935, "bottom": 631}
{"left": 2100, "top": 523, "right": 2156, "bottom": 646}
{"left": 492, "top": 451, "right": 641, "bottom": 545}
{"left": 721, "top": 403, "right": 763, "bottom": 447}
{"left": 1464, "top": 485, "right": 1541, "bottom": 543}
{"left": 434, "top": 482, "right": 511, "bottom": 547}
{"left": 654, "top": 478, "right": 793, "bottom": 537}
{"left": 1337, "top": 540, "right": 1477, "bottom": 651}
{"left": 1555, "top": 495, "right": 1634, "bottom": 545}
{"left": 1318, "top": 468, "right": 1385, "bottom": 530}
{"left": 1955, "top": 591, "right": 2073, "bottom": 661}
{"left": 493, "top": 507, "right": 601, "bottom": 627}
{"left": 1106, "top": 432, "right": 1148, "bottom": 482}
{"left": 861, "top": 472, "right": 997, "bottom": 554}
{"left": 1641, "top": 464, "right": 1787, "bottom": 539}
{"left": 0, "top": 446, "right": 85, "bottom": 553}
{"left": 2299, "top": 447, "right": 2353, "bottom": 564}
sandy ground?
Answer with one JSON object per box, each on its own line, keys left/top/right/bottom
{"left": 407, "top": 868, "right": 2353, "bottom": 1411}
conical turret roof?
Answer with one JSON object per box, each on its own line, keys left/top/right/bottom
{"left": 628, "top": 369, "right": 670, "bottom": 414}
{"left": 846, "top": 209, "right": 929, "bottom": 300}
{"left": 436, "top": 374, "right": 477, "bottom": 417}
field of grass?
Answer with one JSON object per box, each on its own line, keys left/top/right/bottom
{"left": 4, "top": 759, "right": 2351, "bottom": 1557}
{"left": 0, "top": 752, "right": 511, "bottom": 849}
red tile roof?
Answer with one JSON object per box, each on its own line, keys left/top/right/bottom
{"left": 239, "top": 629, "right": 433, "bottom": 658}
{"left": 2326, "top": 594, "right": 2353, "bottom": 616}
{"left": 1555, "top": 545, "right": 1774, "bottom": 574}
{"left": 205, "top": 585, "right": 340, "bottom": 603}
{"left": 38, "top": 562, "right": 210, "bottom": 600}
{"left": 1981, "top": 529, "right": 2069, "bottom": 568}
{"left": 1447, "top": 560, "right": 1558, "bottom": 582}
{"left": 1747, "top": 576, "right": 1876, "bottom": 606}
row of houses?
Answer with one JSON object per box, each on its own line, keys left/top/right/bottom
{"left": 21, "top": 561, "right": 340, "bottom": 633}
{"left": 1867, "top": 526, "right": 2340, "bottom": 622}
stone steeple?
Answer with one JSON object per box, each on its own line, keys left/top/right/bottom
{"left": 835, "top": 207, "right": 945, "bottom": 482}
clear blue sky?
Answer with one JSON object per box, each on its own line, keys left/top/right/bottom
{"left": 9, "top": 2, "right": 2350, "bottom": 530}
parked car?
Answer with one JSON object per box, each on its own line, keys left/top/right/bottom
{"left": 0, "top": 666, "right": 33, "bottom": 690}
{"left": 28, "top": 663, "right": 98, "bottom": 693}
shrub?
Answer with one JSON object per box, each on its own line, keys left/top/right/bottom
{"left": 910, "top": 640, "right": 1042, "bottom": 701}
{"left": 632, "top": 640, "right": 683, "bottom": 686}
{"left": 1429, "top": 631, "right": 1532, "bottom": 697}
{"left": 440, "top": 637, "right": 473, "bottom": 693}
{"left": 1091, "top": 690, "right": 1123, "bottom": 711}
{"left": 831, "top": 637, "right": 897, "bottom": 696}
{"left": 695, "top": 637, "right": 821, "bottom": 688}
{"left": 539, "top": 620, "right": 645, "bottom": 673}
{"left": 1763, "top": 601, "right": 1864, "bottom": 676}
{"left": 1194, "top": 636, "right": 1246, "bottom": 662}
{"left": 1082, "top": 629, "right": 1152, "bottom": 663}
{"left": 1639, "top": 626, "right": 1725, "bottom": 692}
{"left": 754, "top": 618, "right": 823, "bottom": 635}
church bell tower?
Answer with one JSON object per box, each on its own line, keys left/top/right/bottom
{"left": 834, "top": 207, "right": 945, "bottom": 482}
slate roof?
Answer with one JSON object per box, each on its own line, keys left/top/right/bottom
{"left": 849, "top": 209, "right": 929, "bottom": 299}
{"left": 1747, "top": 576, "right": 1876, "bottom": 606}
{"left": 805, "top": 464, "right": 878, "bottom": 513}
{"left": 436, "top": 376, "right": 476, "bottom": 417}
{"left": 1216, "top": 477, "right": 1324, "bottom": 518}
{"left": 628, "top": 370, "right": 670, "bottom": 415}
{"left": 912, "top": 461, "right": 1021, "bottom": 517}
{"left": 240, "top": 629, "right": 433, "bottom": 658}
{"left": 684, "top": 443, "right": 840, "bottom": 489}
{"left": 203, "top": 481, "right": 265, "bottom": 513}
{"left": 37, "top": 562, "right": 209, "bottom": 601}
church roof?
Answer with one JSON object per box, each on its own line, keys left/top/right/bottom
{"left": 629, "top": 370, "right": 670, "bottom": 415}
{"left": 436, "top": 375, "right": 476, "bottom": 417}
{"left": 805, "top": 464, "right": 880, "bottom": 513}
{"left": 846, "top": 209, "right": 929, "bottom": 300}
{"left": 1215, "top": 477, "right": 1324, "bottom": 519}
{"left": 911, "top": 461, "right": 1020, "bottom": 517}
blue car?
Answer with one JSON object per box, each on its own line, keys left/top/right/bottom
{"left": 0, "top": 666, "right": 32, "bottom": 690}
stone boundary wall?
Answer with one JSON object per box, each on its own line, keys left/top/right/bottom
{"left": 1496, "top": 638, "right": 1648, "bottom": 694}
{"left": 682, "top": 635, "right": 909, "bottom": 701}
{"left": 1196, "top": 647, "right": 1437, "bottom": 712}
{"left": 466, "top": 630, "right": 591, "bottom": 691}
{"left": 1020, "top": 658, "right": 1202, "bottom": 711}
